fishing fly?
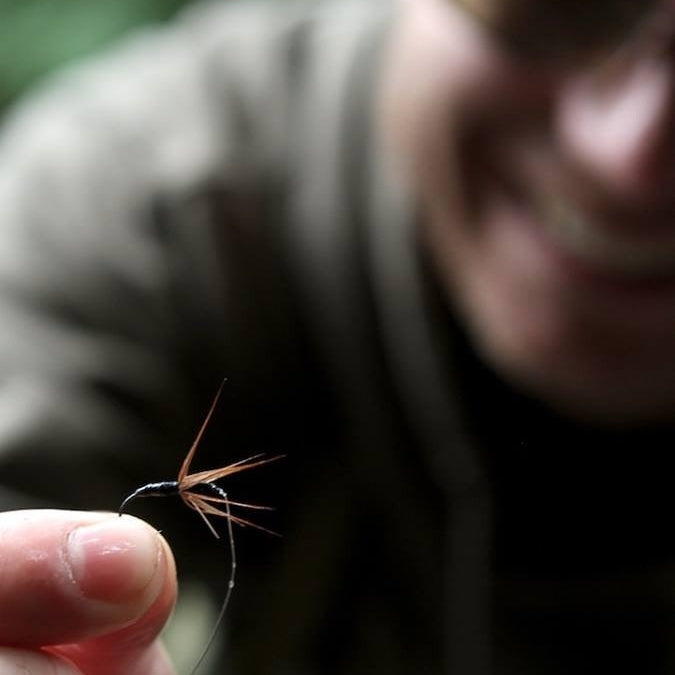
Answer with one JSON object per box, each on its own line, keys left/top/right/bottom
{"left": 118, "top": 382, "right": 282, "bottom": 674}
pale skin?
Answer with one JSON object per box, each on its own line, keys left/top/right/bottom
{"left": 0, "top": 510, "right": 177, "bottom": 675}
{"left": 3, "top": 0, "right": 675, "bottom": 672}
{"left": 382, "top": 0, "right": 675, "bottom": 424}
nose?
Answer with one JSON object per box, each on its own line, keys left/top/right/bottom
{"left": 556, "top": 49, "right": 675, "bottom": 205}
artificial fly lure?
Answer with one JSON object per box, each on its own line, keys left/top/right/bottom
{"left": 118, "top": 382, "right": 282, "bottom": 675}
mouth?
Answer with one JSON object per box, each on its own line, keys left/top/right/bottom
{"left": 538, "top": 196, "right": 675, "bottom": 282}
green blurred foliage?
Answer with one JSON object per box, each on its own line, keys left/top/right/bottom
{"left": 0, "top": 0, "right": 194, "bottom": 110}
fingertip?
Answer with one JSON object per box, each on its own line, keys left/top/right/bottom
{"left": 0, "top": 510, "right": 177, "bottom": 647}
{"left": 66, "top": 516, "right": 164, "bottom": 604}
{"left": 0, "top": 646, "right": 78, "bottom": 675}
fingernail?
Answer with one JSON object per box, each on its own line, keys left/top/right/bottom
{"left": 67, "top": 517, "right": 162, "bottom": 603}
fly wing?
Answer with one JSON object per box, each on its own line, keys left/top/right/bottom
{"left": 184, "top": 492, "right": 279, "bottom": 535}
{"left": 182, "top": 493, "right": 222, "bottom": 539}
{"left": 181, "top": 454, "right": 285, "bottom": 489}
{"left": 197, "top": 495, "right": 274, "bottom": 511}
{"left": 178, "top": 380, "right": 226, "bottom": 483}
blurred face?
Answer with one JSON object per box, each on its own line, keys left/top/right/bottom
{"left": 382, "top": 0, "right": 675, "bottom": 424}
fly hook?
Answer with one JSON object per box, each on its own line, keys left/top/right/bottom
{"left": 118, "top": 381, "right": 283, "bottom": 675}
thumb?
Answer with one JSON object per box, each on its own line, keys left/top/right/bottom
{"left": 52, "top": 515, "right": 178, "bottom": 675}
{"left": 0, "top": 509, "right": 177, "bottom": 675}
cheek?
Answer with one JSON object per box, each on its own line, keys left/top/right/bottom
{"left": 383, "top": 1, "right": 535, "bottom": 203}
{"left": 404, "top": 71, "right": 552, "bottom": 225}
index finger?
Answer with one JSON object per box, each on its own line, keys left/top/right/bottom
{"left": 0, "top": 509, "right": 176, "bottom": 647}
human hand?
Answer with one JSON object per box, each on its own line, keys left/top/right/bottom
{"left": 0, "top": 509, "right": 177, "bottom": 675}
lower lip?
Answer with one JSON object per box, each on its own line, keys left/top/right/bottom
{"left": 494, "top": 200, "right": 675, "bottom": 299}
{"left": 543, "top": 233, "right": 675, "bottom": 296}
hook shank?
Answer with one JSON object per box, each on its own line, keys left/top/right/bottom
{"left": 118, "top": 481, "right": 180, "bottom": 515}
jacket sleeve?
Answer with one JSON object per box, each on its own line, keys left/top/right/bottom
{"left": 0, "top": 0, "right": 327, "bottom": 513}
{"left": 0, "top": 2, "right": 260, "bottom": 511}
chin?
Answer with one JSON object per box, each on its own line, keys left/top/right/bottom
{"left": 422, "top": 193, "right": 675, "bottom": 428}
{"left": 467, "top": 309, "right": 675, "bottom": 428}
